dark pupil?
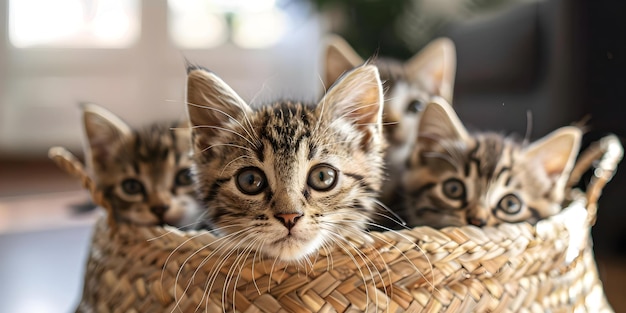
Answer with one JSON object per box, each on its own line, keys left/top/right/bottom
{"left": 448, "top": 184, "right": 458, "bottom": 194}
{"left": 308, "top": 165, "right": 337, "bottom": 191}
{"left": 122, "top": 179, "right": 142, "bottom": 195}
{"left": 176, "top": 169, "right": 192, "bottom": 186}
{"left": 236, "top": 168, "right": 266, "bottom": 195}
{"left": 318, "top": 171, "right": 328, "bottom": 183}
{"left": 442, "top": 179, "right": 464, "bottom": 199}
{"left": 407, "top": 100, "right": 424, "bottom": 113}
{"left": 246, "top": 173, "right": 258, "bottom": 186}
{"left": 503, "top": 196, "right": 520, "bottom": 213}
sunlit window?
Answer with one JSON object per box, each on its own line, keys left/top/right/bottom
{"left": 167, "top": 0, "right": 228, "bottom": 49}
{"left": 9, "top": 0, "right": 140, "bottom": 48}
{"left": 168, "top": 0, "right": 287, "bottom": 50}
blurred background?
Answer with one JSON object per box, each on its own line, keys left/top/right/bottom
{"left": 0, "top": 0, "right": 624, "bottom": 312}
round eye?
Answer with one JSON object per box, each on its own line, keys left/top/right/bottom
{"left": 121, "top": 178, "right": 144, "bottom": 195}
{"left": 407, "top": 100, "right": 424, "bottom": 113}
{"left": 175, "top": 168, "right": 193, "bottom": 186}
{"left": 442, "top": 178, "right": 465, "bottom": 200}
{"left": 307, "top": 164, "right": 338, "bottom": 191}
{"left": 236, "top": 167, "right": 267, "bottom": 195}
{"left": 497, "top": 194, "right": 523, "bottom": 215}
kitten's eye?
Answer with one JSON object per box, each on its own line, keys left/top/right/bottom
{"left": 307, "top": 164, "right": 338, "bottom": 191}
{"left": 497, "top": 194, "right": 523, "bottom": 215}
{"left": 442, "top": 178, "right": 465, "bottom": 200}
{"left": 236, "top": 167, "right": 267, "bottom": 195}
{"left": 121, "top": 179, "right": 144, "bottom": 195}
{"left": 407, "top": 100, "right": 424, "bottom": 113}
{"left": 175, "top": 168, "right": 193, "bottom": 186}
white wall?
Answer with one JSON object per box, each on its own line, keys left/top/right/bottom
{"left": 0, "top": 0, "right": 324, "bottom": 156}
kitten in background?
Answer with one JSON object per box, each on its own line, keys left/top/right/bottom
{"left": 186, "top": 64, "right": 385, "bottom": 261}
{"left": 402, "top": 99, "right": 581, "bottom": 227}
{"left": 323, "top": 35, "right": 456, "bottom": 210}
{"left": 82, "top": 104, "right": 201, "bottom": 228}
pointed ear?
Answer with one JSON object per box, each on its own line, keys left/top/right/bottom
{"left": 82, "top": 103, "right": 132, "bottom": 164}
{"left": 410, "top": 98, "right": 469, "bottom": 165}
{"left": 186, "top": 67, "right": 252, "bottom": 145}
{"left": 522, "top": 126, "right": 582, "bottom": 190}
{"left": 318, "top": 65, "right": 383, "bottom": 144}
{"left": 323, "top": 35, "right": 364, "bottom": 90}
{"left": 404, "top": 37, "right": 456, "bottom": 102}
{"left": 417, "top": 98, "right": 470, "bottom": 146}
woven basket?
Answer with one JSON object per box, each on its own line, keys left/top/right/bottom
{"left": 49, "top": 135, "right": 623, "bottom": 313}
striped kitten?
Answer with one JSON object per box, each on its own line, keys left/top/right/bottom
{"left": 324, "top": 35, "right": 456, "bottom": 208}
{"left": 82, "top": 104, "right": 200, "bottom": 228}
{"left": 186, "top": 64, "right": 385, "bottom": 261}
{"left": 403, "top": 99, "right": 581, "bottom": 227}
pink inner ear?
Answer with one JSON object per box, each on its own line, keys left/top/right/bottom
{"left": 542, "top": 154, "right": 569, "bottom": 176}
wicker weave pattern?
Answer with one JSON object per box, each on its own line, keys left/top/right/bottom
{"left": 48, "top": 134, "right": 621, "bottom": 313}
{"left": 72, "top": 201, "right": 611, "bottom": 313}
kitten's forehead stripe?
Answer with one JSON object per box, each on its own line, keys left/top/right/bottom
{"left": 255, "top": 142, "right": 265, "bottom": 162}
{"left": 307, "top": 142, "right": 317, "bottom": 160}
{"left": 260, "top": 103, "right": 314, "bottom": 154}
{"left": 495, "top": 167, "right": 511, "bottom": 181}
{"left": 132, "top": 162, "right": 140, "bottom": 175}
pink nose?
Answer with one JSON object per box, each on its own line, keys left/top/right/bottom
{"left": 274, "top": 213, "right": 303, "bottom": 230}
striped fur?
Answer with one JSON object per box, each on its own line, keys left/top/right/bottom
{"left": 401, "top": 100, "right": 582, "bottom": 228}
{"left": 323, "top": 35, "right": 456, "bottom": 209}
{"left": 82, "top": 104, "right": 200, "bottom": 227}
{"left": 186, "top": 65, "right": 385, "bottom": 261}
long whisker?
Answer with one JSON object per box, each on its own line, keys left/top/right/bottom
{"left": 524, "top": 110, "right": 533, "bottom": 146}
{"left": 220, "top": 155, "right": 250, "bottom": 176}
{"left": 191, "top": 125, "right": 257, "bottom": 147}
{"left": 187, "top": 101, "right": 259, "bottom": 147}
{"left": 199, "top": 143, "right": 254, "bottom": 155}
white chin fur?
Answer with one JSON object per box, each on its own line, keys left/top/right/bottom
{"left": 264, "top": 233, "right": 325, "bottom": 262}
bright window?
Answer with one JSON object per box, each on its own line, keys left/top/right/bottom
{"left": 9, "top": 0, "right": 141, "bottom": 48}
{"left": 167, "top": 0, "right": 287, "bottom": 49}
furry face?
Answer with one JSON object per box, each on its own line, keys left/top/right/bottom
{"left": 82, "top": 104, "right": 200, "bottom": 227}
{"left": 323, "top": 35, "right": 456, "bottom": 207}
{"left": 402, "top": 99, "right": 581, "bottom": 227}
{"left": 186, "top": 65, "right": 385, "bottom": 261}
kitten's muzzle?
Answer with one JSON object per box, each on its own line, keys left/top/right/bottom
{"left": 274, "top": 213, "right": 303, "bottom": 230}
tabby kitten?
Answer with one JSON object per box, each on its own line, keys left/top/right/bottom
{"left": 324, "top": 35, "right": 456, "bottom": 207}
{"left": 402, "top": 99, "right": 581, "bottom": 227}
{"left": 82, "top": 104, "right": 200, "bottom": 227}
{"left": 186, "top": 64, "right": 385, "bottom": 261}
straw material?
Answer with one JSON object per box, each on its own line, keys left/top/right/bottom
{"left": 49, "top": 135, "right": 622, "bottom": 313}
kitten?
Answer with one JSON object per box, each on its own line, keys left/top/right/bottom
{"left": 324, "top": 35, "right": 456, "bottom": 208}
{"left": 402, "top": 99, "right": 581, "bottom": 227}
{"left": 186, "top": 64, "right": 385, "bottom": 261}
{"left": 82, "top": 104, "right": 201, "bottom": 228}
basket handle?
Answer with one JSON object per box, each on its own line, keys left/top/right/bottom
{"left": 566, "top": 134, "right": 623, "bottom": 224}
{"left": 48, "top": 146, "right": 117, "bottom": 229}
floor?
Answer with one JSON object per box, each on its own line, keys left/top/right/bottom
{"left": 0, "top": 159, "right": 624, "bottom": 312}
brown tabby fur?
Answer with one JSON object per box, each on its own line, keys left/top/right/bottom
{"left": 82, "top": 104, "right": 200, "bottom": 227}
{"left": 402, "top": 99, "right": 581, "bottom": 227}
{"left": 323, "top": 35, "right": 456, "bottom": 210}
{"left": 186, "top": 64, "right": 385, "bottom": 261}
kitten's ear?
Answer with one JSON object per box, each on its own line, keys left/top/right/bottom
{"left": 410, "top": 98, "right": 469, "bottom": 165}
{"left": 522, "top": 126, "right": 582, "bottom": 190}
{"left": 404, "top": 38, "right": 456, "bottom": 102}
{"left": 318, "top": 64, "right": 384, "bottom": 142}
{"left": 186, "top": 67, "right": 252, "bottom": 142}
{"left": 82, "top": 103, "right": 132, "bottom": 164}
{"left": 323, "top": 35, "right": 364, "bottom": 90}
{"left": 417, "top": 98, "right": 470, "bottom": 146}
